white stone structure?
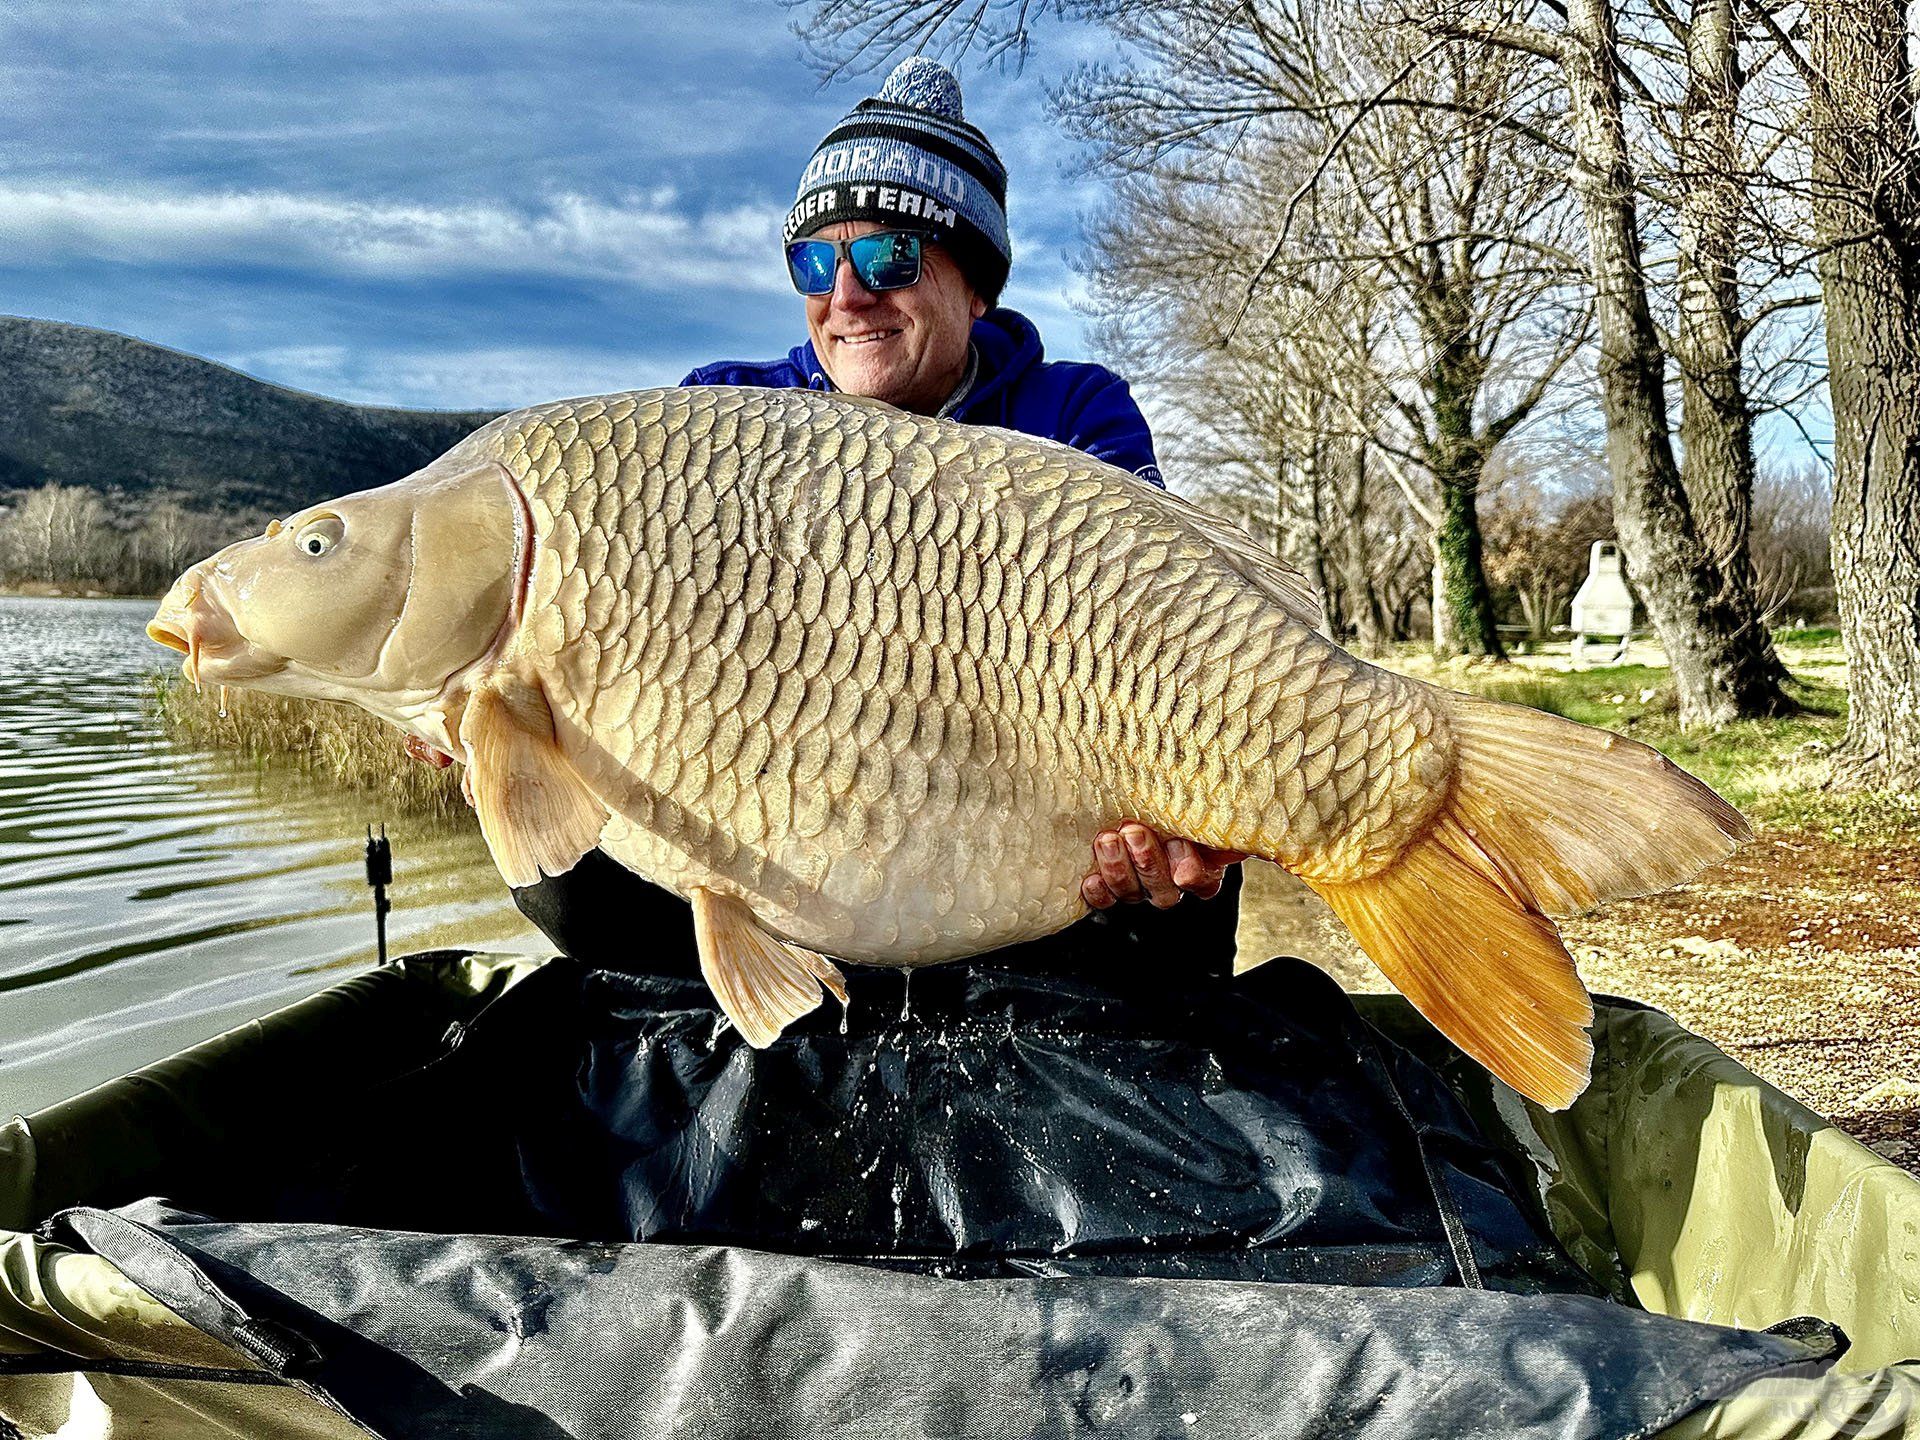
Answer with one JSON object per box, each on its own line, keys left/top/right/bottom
{"left": 1570, "top": 540, "right": 1635, "bottom": 665}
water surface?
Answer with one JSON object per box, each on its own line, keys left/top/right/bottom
{"left": 0, "top": 595, "right": 538, "bottom": 1116}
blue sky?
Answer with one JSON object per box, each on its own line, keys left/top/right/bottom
{"left": 0, "top": 1, "right": 1826, "bottom": 473}
{"left": 0, "top": 1, "right": 1114, "bottom": 410}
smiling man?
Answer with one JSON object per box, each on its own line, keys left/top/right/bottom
{"left": 512, "top": 57, "right": 1242, "bottom": 975}
{"left": 694, "top": 56, "right": 1241, "bottom": 918}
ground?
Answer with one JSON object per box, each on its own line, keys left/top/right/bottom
{"left": 1237, "top": 629, "right": 1920, "bottom": 1174}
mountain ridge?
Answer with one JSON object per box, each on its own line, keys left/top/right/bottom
{"left": 0, "top": 315, "right": 502, "bottom": 512}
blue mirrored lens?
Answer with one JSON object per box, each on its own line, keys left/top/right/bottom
{"left": 786, "top": 241, "right": 837, "bottom": 295}
{"left": 849, "top": 232, "right": 922, "bottom": 291}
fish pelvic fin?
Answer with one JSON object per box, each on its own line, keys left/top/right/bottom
{"left": 1303, "top": 691, "right": 1749, "bottom": 1111}
{"left": 690, "top": 888, "right": 847, "bottom": 1047}
{"left": 461, "top": 673, "right": 609, "bottom": 888}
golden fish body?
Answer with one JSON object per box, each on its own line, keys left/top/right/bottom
{"left": 494, "top": 386, "right": 1442, "bottom": 965}
{"left": 151, "top": 384, "right": 1749, "bottom": 1108}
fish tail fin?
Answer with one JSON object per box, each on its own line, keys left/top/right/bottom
{"left": 1303, "top": 693, "right": 1749, "bottom": 1110}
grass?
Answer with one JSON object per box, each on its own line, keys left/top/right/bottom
{"left": 151, "top": 674, "right": 471, "bottom": 824}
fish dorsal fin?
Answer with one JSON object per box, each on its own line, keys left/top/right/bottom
{"left": 461, "top": 672, "right": 609, "bottom": 888}
{"left": 1155, "top": 488, "right": 1324, "bottom": 632}
{"left": 690, "top": 888, "right": 847, "bottom": 1046}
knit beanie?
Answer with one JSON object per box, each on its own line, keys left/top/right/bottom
{"left": 785, "top": 57, "right": 1012, "bottom": 306}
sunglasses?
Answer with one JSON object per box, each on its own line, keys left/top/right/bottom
{"left": 786, "top": 230, "right": 927, "bottom": 296}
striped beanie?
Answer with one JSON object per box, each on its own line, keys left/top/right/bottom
{"left": 785, "top": 57, "right": 1011, "bottom": 305}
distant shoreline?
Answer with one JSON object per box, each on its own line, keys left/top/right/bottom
{"left": 1, "top": 584, "right": 162, "bottom": 601}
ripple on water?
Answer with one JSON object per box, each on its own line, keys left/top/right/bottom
{"left": 0, "top": 595, "right": 539, "bottom": 1116}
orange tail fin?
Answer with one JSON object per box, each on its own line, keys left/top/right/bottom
{"left": 1304, "top": 692, "right": 1749, "bottom": 1110}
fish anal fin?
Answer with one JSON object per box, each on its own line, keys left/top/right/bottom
{"left": 690, "top": 888, "right": 846, "bottom": 1047}
{"left": 1307, "top": 815, "right": 1595, "bottom": 1111}
{"left": 461, "top": 674, "right": 608, "bottom": 888}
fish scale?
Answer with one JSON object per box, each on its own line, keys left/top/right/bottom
{"left": 494, "top": 386, "right": 1447, "bottom": 963}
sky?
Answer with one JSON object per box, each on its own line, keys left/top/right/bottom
{"left": 0, "top": 1, "right": 1115, "bottom": 411}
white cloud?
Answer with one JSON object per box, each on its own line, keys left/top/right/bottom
{"left": 0, "top": 183, "right": 792, "bottom": 294}
{"left": 227, "top": 342, "right": 723, "bottom": 411}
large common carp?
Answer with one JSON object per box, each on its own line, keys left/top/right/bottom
{"left": 149, "top": 386, "right": 1746, "bottom": 1108}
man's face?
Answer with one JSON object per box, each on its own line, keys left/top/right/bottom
{"left": 804, "top": 219, "right": 987, "bottom": 415}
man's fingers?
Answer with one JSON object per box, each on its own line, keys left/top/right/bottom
{"left": 1166, "top": 837, "right": 1211, "bottom": 891}
{"left": 1169, "top": 838, "right": 1243, "bottom": 896}
{"left": 1082, "top": 873, "right": 1117, "bottom": 910}
{"left": 1094, "top": 831, "right": 1143, "bottom": 903}
{"left": 1121, "top": 823, "right": 1182, "bottom": 908}
{"left": 1089, "top": 827, "right": 1245, "bottom": 909}
{"left": 1189, "top": 875, "right": 1225, "bottom": 901}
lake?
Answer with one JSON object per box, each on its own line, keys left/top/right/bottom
{"left": 0, "top": 594, "right": 539, "bottom": 1117}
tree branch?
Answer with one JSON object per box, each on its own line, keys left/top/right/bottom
{"left": 1226, "top": 36, "right": 1451, "bottom": 338}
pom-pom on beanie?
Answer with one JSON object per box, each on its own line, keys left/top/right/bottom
{"left": 785, "top": 57, "right": 1011, "bottom": 306}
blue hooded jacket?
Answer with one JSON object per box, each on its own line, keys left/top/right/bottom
{"left": 681, "top": 308, "right": 1164, "bottom": 488}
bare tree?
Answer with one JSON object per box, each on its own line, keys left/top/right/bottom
{"left": 1800, "top": 0, "right": 1920, "bottom": 785}
{"left": 1623, "top": 0, "right": 1815, "bottom": 686}
{"left": 1423, "top": 0, "right": 1795, "bottom": 723}
{"left": 1055, "top": 0, "right": 1593, "bottom": 660}
{"left": 129, "top": 496, "right": 230, "bottom": 595}
{"left": 1747, "top": 461, "right": 1831, "bottom": 626}
{"left": 791, "top": 0, "right": 1066, "bottom": 73}
{"left": 0, "top": 484, "right": 109, "bottom": 588}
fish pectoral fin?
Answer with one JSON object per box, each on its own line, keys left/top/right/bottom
{"left": 461, "top": 674, "right": 609, "bottom": 888}
{"left": 689, "top": 887, "right": 846, "bottom": 1048}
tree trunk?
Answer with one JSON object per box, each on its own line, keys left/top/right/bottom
{"left": 1560, "top": 0, "right": 1793, "bottom": 724}
{"left": 1807, "top": 0, "right": 1920, "bottom": 786}
{"left": 1338, "top": 441, "right": 1390, "bottom": 654}
{"left": 1428, "top": 326, "right": 1506, "bottom": 660}
{"left": 1672, "top": 0, "right": 1794, "bottom": 691}
{"left": 1433, "top": 473, "right": 1506, "bottom": 658}
{"left": 1432, "top": 447, "right": 1506, "bottom": 659}
{"left": 1298, "top": 448, "right": 1344, "bottom": 637}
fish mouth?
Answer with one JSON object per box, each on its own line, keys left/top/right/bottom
{"left": 147, "top": 618, "right": 191, "bottom": 656}
{"left": 148, "top": 576, "right": 280, "bottom": 686}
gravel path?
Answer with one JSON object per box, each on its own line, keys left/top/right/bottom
{"left": 1237, "top": 831, "right": 1920, "bottom": 1173}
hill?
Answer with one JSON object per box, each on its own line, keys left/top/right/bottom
{"left": 0, "top": 316, "right": 501, "bottom": 512}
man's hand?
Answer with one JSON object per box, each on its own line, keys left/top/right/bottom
{"left": 1081, "top": 821, "right": 1247, "bottom": 910}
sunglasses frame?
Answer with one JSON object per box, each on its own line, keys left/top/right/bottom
{"left": 785, "top": 229, "right": 932, "bottom": 296}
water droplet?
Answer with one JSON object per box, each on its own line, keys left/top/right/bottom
{"left": 899, "top": 966, "right": 914, "bottom": 1023}
{"left": 217, "top": 685, "right": 229, "bottom": 720}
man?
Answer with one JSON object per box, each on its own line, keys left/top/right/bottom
{"left": 513, "top": 56, "right": 1243, "bottom": 973}
{"left": 496, "top": 64, "right": 1541, "bottom": 1295}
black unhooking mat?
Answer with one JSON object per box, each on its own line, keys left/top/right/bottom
{"left": 27, "top": 928, "right": 1845, "bottom": 1439}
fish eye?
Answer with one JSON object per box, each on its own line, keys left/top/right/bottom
{"left": 293, "top": 516, "right": 345, "bottom": 558}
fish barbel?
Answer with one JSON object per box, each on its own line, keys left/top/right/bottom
{"left": 149, "top": 386, "right": 1748, "bottom": 1108}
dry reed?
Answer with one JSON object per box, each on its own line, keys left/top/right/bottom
{"left": 151, "top": 675, "right": 471, "bottom": 823}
